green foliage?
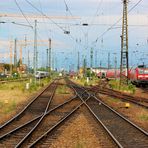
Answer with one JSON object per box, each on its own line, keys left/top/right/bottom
{"left": 86, "top": 69, "right": 91, "bottom": 77}
{"left": 4, "top": 64, "right": 10, "bottom": 71}
{"left": 76, "top": 141, "right": 85, "bottom": 148}
{"left": 29, "top": 83, "right": 38, "bottom": 92}
{"left": 56, "top": 85, "right": 70, "bottom": 94}
{"left": 37, "top": 67, "right": 47, "bottom": 71}
{"left": 139, "top": 114, "right": 148, "bottom": 121}
{"left": 4, "top": 100, "right": 16, "bottom": 114}
{"left": 109, "top": 80, "right": 136, "bottom": 94}
{"left": 0, "top": 101, "right": 3, "bottom": 108}
{"left": 12, "top": 71, "right": 20, "bottom": 78}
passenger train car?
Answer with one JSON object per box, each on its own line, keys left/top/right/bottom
{"left": 35, "top": 71, "right": 49, "bottom": 79}
{"left": 97, "top": 65, "right": 148, "bottom": 86}
{"left": 129, "top": 65, "right": 148, "bottom": 86}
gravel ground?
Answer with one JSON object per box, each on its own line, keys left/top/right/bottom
{"left": 97, "top": 94, "right": 148, "bottom": 131}
{"left": 0, "top": 79, "right": 74, "bottom": 125}
{"left": 48, "top": 106, "right": 117, "bottom": 148}
{"left": 134, "top": 87, "right": 148, "bottom": 99}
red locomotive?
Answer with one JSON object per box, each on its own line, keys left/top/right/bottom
{"left": 129, "top": 65, "right": 148, "bottom": 86}
{"left": 97, "top": 65, "right": 148, "bottom": 86}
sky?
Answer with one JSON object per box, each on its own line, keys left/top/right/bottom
{"left": 0, "top": 0, "right": 148, "bottom": 71}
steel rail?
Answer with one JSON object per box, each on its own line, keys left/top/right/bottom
{"left": 70, "top": 80, "right": 148, "bottom": 147}
{"left": 29, "top": 102, "right": 84, "bottom": 147}
{"left": 98, "top": 90, "right": 148, "bottom": 109}
{"left": 85, "top": 85, "right": 148, "bottom": 109}
{"left": 70, "top": 81, "right": 123, "bottom": 148}
{"left": 99, "top": 86, "right": 148, "bottom": 103}
{"left": 0, "top": 95, "right": 77, "bottom": 140}
{"left": 84, "top": 102, "right": 123, "bottom": 148}
{"left": 28, "top": 80, "right": 89, "bottom": 147}
{"left": 0, "top": 79, "right": 58, "bottom": 129}
{"left": 93, "top": 95, "right": 148, "bottom": 136}
{"left": 15, "top": 80, "right": 58, "bottom": 147}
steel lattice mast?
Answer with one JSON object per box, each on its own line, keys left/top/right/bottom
{"left": 120, "top": 0, "right": 129, "bottom": 85}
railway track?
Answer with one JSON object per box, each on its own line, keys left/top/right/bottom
{"left": 22, "top": 80, "right": 90, "bottom": 147}
{"left": 0, "top": 78, "right": 59, "bottom": 145}
{"left": 88, "top": 85, "right": 148, "bottom": 109}
{"left": 69, "top": 80, "right": 148, "bottom": 148}
{"left": 0, "top": 95, "right": 82, "bottom": 147}
{"left": 1, "top": 78, "right": 147, "bottom": 147}
{"left": 0, "top": 79, "right": 59, "bottom": 136}
{"left": 0, "top": 78, "right": 86, "bottom": 147}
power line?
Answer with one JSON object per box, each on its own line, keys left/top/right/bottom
{"left": 25, "top": 0, "right": 65, "bottom": 32}
{"left": 25, "top": 0, "right": 84, "bottom": 48}
{"left": 14, "top": 0, "right": 50, "bottom": 47}
{"left": 93, "top": 0, "right": 143, "bottom": 44}
{"left": 87, "top": 0, "right": 103, "bottom": 33}
{"left": 14, "top": 0, "right": 33, "bottom": 28}
{"left": 63, "top": 0, "right": 86, "bottom": 42}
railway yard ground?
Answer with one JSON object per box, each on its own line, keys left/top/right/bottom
{"left": 0, "top": 77, "right": 51, "bottom": 125}
{"left": 0, "top": 77, "right": 148, "bottom": 147}
{"left": 71, "top": 78, "right": 148, "bottom": 130}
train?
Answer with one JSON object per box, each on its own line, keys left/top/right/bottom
{"left": 96, "top": 65, "right": 148, "bottom": 86}
{"left": 129, "top": 65, "right": 148, "bottom": 86}
{"left": 35, "top": 71, "right": 49, "bottom": 79}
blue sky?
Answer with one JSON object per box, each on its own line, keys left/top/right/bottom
{"left": 0, "top": 0, "right": 148, "bottom": 71}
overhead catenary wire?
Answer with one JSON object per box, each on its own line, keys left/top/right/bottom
{"left": 87, "top": 0, "right": 104, "bottom": 33}
{"left": 93, "top": 0, "right": 143, "bottom": 44}
{"left": 14, "top": 0, "right": 48, "bottom": 47}
{"left": 25, "top": 0, "right": 84, "bottom": 48}
{"left": 63, "top": 0, "right": 87, "bottom": 42}
{"left": 14, "top": 0, "right": 33, "bottom": 28}
{"left": 25, "top": 0, "right": 66, "bottom": 32}
{"left": 38, "top": 0, "right": 50, "bottom": 39}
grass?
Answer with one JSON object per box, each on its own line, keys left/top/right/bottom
{"left": 72, "top": 76, "right": 100, "bottom": 87}
{"left": 107, "top": 97, "right": 122, "bottom": 103}
{"left": 0, "top": 76, "right": 52, "bottom": 124}
{"left": 138, "top": 111, "right": 148, "bottom": 121}
{"left": 109, "top": 80, "right": 136, "bottom": 94}
{"left": 3, "top": 100, "right": 16, "bottom": 114}
{"left": 76, "top": 141, "right": 85, "bottom": 148}
{"left": 56, "top": 85, "right": 70, "bottom": 94}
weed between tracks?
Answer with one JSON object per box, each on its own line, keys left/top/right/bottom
{"left": 71, "top": 77, "right": 99, "bottom": 87}
{"left": 0, "top": 77, "right": 51, "bottom": 124}
{"left": 56, "top": 85, "right": 71, "bottom": 94}
{"left": 109, "top": 80, "right": 136, "bottom": 94}
{"left": 138, "top": 111, "right": 148, "bottom": 121}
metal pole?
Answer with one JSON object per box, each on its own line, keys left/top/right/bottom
{"left": 46, "top": 48, "right": 49, "bottom": 71}
{"left": 34, "top": 20, "right": 37, "bottom": 83}
{"left": 9, "top": 40, "right": 13, "bottom": 75}
{"left": 114, "top": 53, "right": 117, "bottom": 80}
{"left": 49, "top": 38, "right": 51, "bottom": 71}
{"left": 77, "top": 51, "right": 80, "bottom": 72}
{"left": 14, "top": 38, "right": 17, "bottom": 70}
{"left": 28, "top": 50, "right": 30, "bottom": 74}
{"left": 95, "top": 50, "right": 97, "bottom": 68}
{"left": 90, "top": 48, "right": 93, "bottom": 68}
{"left": 108, "top": 52, "right": 110, "bottom": 69}
{"left": 120, "top": 0, "right": 129, "bottom": 85}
